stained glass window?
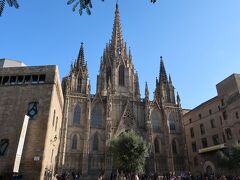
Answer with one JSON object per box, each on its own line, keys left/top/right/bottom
{"left": 91, "top": 105, "right": 102, "bottom": 128}
{"left": 151, "top": 111, "right": 160, "bottom": 131}
{"left": 73, "top": 105, "right": 81, "bottom": 124}
{"left": 168, "top": 113, "right": 176, "bottom": 131}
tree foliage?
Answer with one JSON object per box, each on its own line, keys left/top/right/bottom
{"left": 216, "top": 144, "right": 240, "bottom": 170}
{"left": 0, "top": 0, "right": 157, "bottom": 17}
{"left": 0, "top": 0, "right": 19, "bottom": 16}
{"left": 109, "top": 130, "right": 150, "bottom": 173}
{"left": 67, "top": 0, "right": 157, "bottom": 15}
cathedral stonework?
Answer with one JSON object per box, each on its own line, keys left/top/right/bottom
{"left": 57, "top": 3, "right": 186, "bottom": 178}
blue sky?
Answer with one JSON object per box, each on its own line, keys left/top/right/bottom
{"left": 1, "top": 0, "right": 240, "bottom": 109}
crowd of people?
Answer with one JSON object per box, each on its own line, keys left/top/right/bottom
{"left": 51, "top": 171, "right": 240, "bottom": 180}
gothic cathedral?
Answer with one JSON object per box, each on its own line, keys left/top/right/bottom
{"left": 57, "top": 3, "right": 186, "bottom": 177}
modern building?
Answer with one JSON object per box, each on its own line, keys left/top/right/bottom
{"left": 0, "top": 58, "right": 26, "bottom": 68}
{"left": 183, "top": 74, "right": 240, "bottom": 176}
{"left": 57, "top": 3, "right": 186, "bottom": 178}
{"left": 0, "top": 63, "right": 64, "bottom": 179}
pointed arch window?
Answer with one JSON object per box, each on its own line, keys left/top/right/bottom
{"left": 119, "top": 65, "right": 125, "bottom": 86}
{"left": 93, "top": 134, "right": 99, "bottom": 151}
{"left": 172, "top": 139, "right": 177, "bottom": 154}
{"left": 91, "top": 105, "right": 103, "bottom": 128}
{"left": 77, "top": 78, "right": 82, "bottom": 92}
{"left": 73, "top": 105, "right": 81, "bottom": 124}
{"left": 106, "top": 66, "right": 111, "bottom": 85}
{"left": 168, "top": 113, "right": 176, "bottom": 131}
{"left": 151, "top": 111, "right": 161, "bottom": 132}
{"left": 72, "top": 135, "right": 78, "bottom": 149}
{"left": 154, "top": 138, "right": 160, "bottom": 153}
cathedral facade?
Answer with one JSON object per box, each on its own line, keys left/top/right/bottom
{"left": 57, "top": 3, "right": 186, "bottom": 177}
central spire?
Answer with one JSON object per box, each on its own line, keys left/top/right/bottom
{"left": 111, "top": 2, "right": 124, "bottom": 56}
{"left": 159, "top": 56, "right": 168, "bottom": 84}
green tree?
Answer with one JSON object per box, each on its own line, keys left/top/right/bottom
{"left": 0, "top": 0, "right": 19, "bottom": 16}
{"left": 109, "top": 130, "right": 150, "bottom": 174}
{"left": 216, "top": 144, "right": 240, "bottom": 174}
{"left": 0, "top": 0, "right": 157, "bottom": 17}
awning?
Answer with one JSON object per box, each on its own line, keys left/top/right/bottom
{"left": 198, "top": 143, "right": 227, "bottom": 154}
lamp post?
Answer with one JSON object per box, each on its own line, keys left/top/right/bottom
{"left": 13, "top": 102, "right": 38, "bottom": 177}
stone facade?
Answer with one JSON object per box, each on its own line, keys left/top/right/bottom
{"left": 0, "top": 65, "right": 64, "bottom": 180}
{"left": 57, "top": 4, "right": 186, "bottom": 178}
{"left": 183, "top": 74, "right": 240, "bottom": 176}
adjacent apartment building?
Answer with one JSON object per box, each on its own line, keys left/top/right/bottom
{"left": 183, "top": 74, "right": 240, "bottom": 176}
{"left": 0, "top": 60, "right": 64, "bottom": 180}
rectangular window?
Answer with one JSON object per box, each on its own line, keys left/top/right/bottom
{"left": 32, "top": 75, "right": 38, "bottom": 84}
{"left": 190, "top": 127, "right": 194, "bottom": 138}
{"left": 10, "top": 76, "right": 17, "bottom": 84}
{"left": 0, "top": 76, "right": 2, "bottom": 85}
{"left": 221, "top": 99, "right": 225, "bottom": 106}
{"left": 199, "top": 114, "right": 202, "bottom": 119}
{"left": 189, "top": 118, "right": 192, "bottom": 123}
{"left": 236, "top": 112, "right": 239, "bottom": 119}
{"left": 2, "top": 76, "right": 9, "bottom": 85}
{"left": 212, "top": 134, "right": 219, "bottom": 145}
{"left": 210, "top": 119, "right": 215, "bottom": 128}
{"left": 17, "top": 76, "right": 24, "bottom": 84}
{"left": 209, "top": 109, "right": 212, "bottom": 115}
{"left": 225, "top": 128, "right": 232, "bottom": 140}
{"left": 39, "top": 74, "right": 46, "bottom": 83}
{"left": 222, "top": 111, "right": 227, "bottom": 120}
{"left": 192, "top": 142, "right": 197, "bottom": 152}
{"left": 24, "top": 75, "right": 31, "bottom": 84}
{"left": 201, "top": 138, "right": 208, "bottom": 148}
{"left": 200, "top": 124, "right": 205, "bottom": 135}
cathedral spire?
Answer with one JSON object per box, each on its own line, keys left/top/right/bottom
{"left": 159, "top": 56, "right": 168, "bottom": 84}
{"left": 111, "top": 2, "right": 124, "bottom": 56}
{"left": 145, "top": 82, "right": 149, "bottom": 98}
{"left": 169, "top": 74, "right": 172, "bottom": 84}
{"left": 77, "top": 42, "right": 85, "bottom": 69}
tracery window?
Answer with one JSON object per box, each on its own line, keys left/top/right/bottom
{"left": 168, "top": 113, "right": 176, "bottom": 131}
{"left": 73, "top": 104, "right": 81, "bottom": 124}
{"left": 91, "top": 105, "right": 103, "bottom": 128}
{"left": 151, "top": 111, "right": 161, "bottom": 131}
{"left": 93, "top": 134, "right": 99, "bottom": 151}
{"left": 119, "top": 65, "right": 125, "bottom": 86}
{"left": 72, "top": 135, "right": 77, "bottom": 149}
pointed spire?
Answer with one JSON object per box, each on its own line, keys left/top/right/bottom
{"left": 145, "top": 82, "right": 149, "bottom": 97}
{"left": 111, "top": 1, "right": 124, "bottom": 56}
{"left": 156, "top": 77, "right": 159, "bottom": 86}
{"left": 159, "top": 56, "right": 168, "bottom": 84}
{"left": 169, "top": 74, "right": 172, "bottom": 84}
{"left": 177, "top": 91, "right": 181, "bottom": 106}
{"left": 77, "top": 42, "right": 85, "bottom": 69}
{"left": 135, "top": 72, "right": 140, "bottom": 98}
